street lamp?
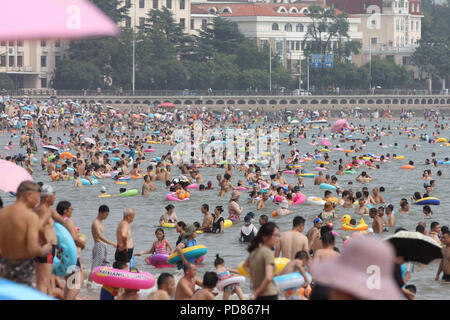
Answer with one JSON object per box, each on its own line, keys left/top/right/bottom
{"left": 132, "top": 37, "right": 144, "bottom": 96}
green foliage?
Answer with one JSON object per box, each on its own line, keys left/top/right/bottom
{"left": 0, "top": 74, "right": 14, "bottom": 90}
{"left": 302, "top": 5, "right": 361, "bottom": 63}
{"left": 53, "top": 57, "right": 102, "bottom": 89}
{"left": 364, "top": 57, "right": 412, "bottom": 88}
{"left": 412, "top": 0, "right": 450, "bottom": 84}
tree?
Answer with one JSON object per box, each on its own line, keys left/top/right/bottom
{"left": 0, "top": 74, "right": 14, "bottom": 90}
{"left": 363, "top": 57, "right": 412, "bottom": 89}
{"left": 141, "top": 7, "right": 195, "bottom": 60}
{"left": 194, "top": 17, "right": 246, "bottom": 62}
{"left": 302, "top": 5, "right": 361, "bottom": 63}
{"left": 412, "top": 0, "right": 450, "bottom": 88}
{"left": 53, "top": 58, "right": 102, "bottom": 90}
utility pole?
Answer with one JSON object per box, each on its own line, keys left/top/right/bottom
{"left": 269, "top": 45, "right": 272, "bottom": 93}
{"left": 307, "top": 56, "right": 310, "bottom": 91}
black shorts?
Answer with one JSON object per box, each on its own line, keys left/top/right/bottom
{"left": 443, "top": 274, "right": 450, "bottom": 282}
{"left": 34, "top": 245, "right": 57, "bottom": 264}
{"left": 115, "top": 248, "right": 134, "bottom": 263}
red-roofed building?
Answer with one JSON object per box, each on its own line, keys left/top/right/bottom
{"left": 325, "top": 0, "right": 423, "bottom": 67}
{"left": 192, "top": 2, "right": 363, "bottom": 71}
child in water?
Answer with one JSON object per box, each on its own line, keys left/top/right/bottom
{"left": 278, "top": 250, "right": 311, "bottom": 300}
{"left": 99, "top": 261, "right": 128, "bottom": 300}
{"left": 214, "top": 254, "right": 245, "bottom": 300}
{"left": 135, "top": 228, "right": 174, "bottom": 259}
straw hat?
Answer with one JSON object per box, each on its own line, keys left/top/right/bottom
{"left": 310, "top": 236, "right": 402, "bottom": 300}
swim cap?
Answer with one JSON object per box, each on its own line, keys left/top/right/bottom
{"left": 313, "top": 217, "right": 322, "bottom": 224}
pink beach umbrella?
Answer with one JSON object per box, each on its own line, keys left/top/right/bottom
{"left": 331, "top": 119, "right": 353, "bottom": 133}
{"left": 0, "top": 0, "right": 119, "bottom": 40}
{"left": 0, "top": 159, "right": 34, "bottom": 194}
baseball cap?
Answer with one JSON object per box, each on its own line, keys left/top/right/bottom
{"left": 246, "top": 212, "right": 255, "bottom": 219}
{"left": 40, "top": 184, "right": 55, "bottom": 196}
{"left": 313, "top": 217, "right": 322, "bottom": 224}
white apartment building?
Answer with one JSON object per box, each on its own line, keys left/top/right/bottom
{"left": 193, "top": 2, "right": 362, "bottom": 71}
{"left": 124, "top": 0, "right": 191, "bottom": 33}
{"left": 0, "top": 39, "right": 67, "bottom": 90}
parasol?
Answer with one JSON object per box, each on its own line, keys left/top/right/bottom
{"left": 0, "top": 159, "right": 34, "bottom": 193}
{"left": 0, "top": 0, "right": 119, "bottom": 40}
{"left": 386, "top": 231, "right": 443, "bottom": 264}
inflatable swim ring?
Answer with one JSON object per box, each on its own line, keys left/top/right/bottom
{"left": 90, "top": 266, "right": 155, "bottom": 289}
{"left": 414, "top": 197, "right": 440, "bottom": 205}
{"left": 292, "top": 193, "right": 306, "bottom": 205}
{"left": 298, "top": 173, "right": 315, "bottom": 178}
{"left": 401, "top": 165, "right": 415, "bottom": 170}
{"left": 319, "top": 183, "right": 336, "bottom": 190}
{"left": 167, "top": 245, "right": 207, "bottom": 265}
{"left": 52, "top": 223, "right": 77, "bottom": 277}
{"left": 119, "top": 189, "right": 138, "bottom": 197}
{"left": 216, "top": 275, "right": 246, "bottom": 291}
{"left": 166, "top": 192, "right": 190, "bottom": 202}
{"left": 274, "top": 272, "right": 312, "bottom": 291}
{"left": 80, "top": 178, "right": 98, "bottom": 186}
{"left": 237, "top": 257, "right": 289, "bottom": 277}
{"left": 307, "top": 197, "right": 326, "bottom": 206}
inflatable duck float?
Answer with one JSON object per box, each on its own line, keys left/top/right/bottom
{"left": 340, "top": 215, "right": 368, "bottom": 232}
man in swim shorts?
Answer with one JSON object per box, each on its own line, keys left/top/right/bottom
{"left": 89, "top": 205, "right": 117, "bottom": 285}
{"left": 0, "top": 181, "right": 52, "bottom": 286}
{"left": 115, "top": 207, "right": 135, "bottom": 267}
{"left": 34, "top": 185, "right": 61, "bottom": 295}
{"left": 436, "top": 231, "right": 450, "bottom": 282}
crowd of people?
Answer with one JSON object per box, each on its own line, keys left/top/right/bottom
{"left": 0, "top": 95, "right": 449, "bottom": 301}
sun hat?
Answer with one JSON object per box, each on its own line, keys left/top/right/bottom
{"left": 40, "top": 184, "right": 55, "bottom": 196}
{"left": 310, "top": 236, "right": 402, "bottom": 300}
{"left": 281, "top": 200, "right": 289, "bottom": 209}
{"left": 231, "top": 190, "right": 242, "bottom": 200}
{"left": 184, "top": 225, "right": 197, "bottom": 237}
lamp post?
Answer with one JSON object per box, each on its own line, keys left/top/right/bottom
{"left": 132, "top": 37, "right": 144, "bottom": 96}
{"left": 269, "top": 45, "right": 272, "bottom": 93}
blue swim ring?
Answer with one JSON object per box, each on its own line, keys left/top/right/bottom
{"left": 52, "top": 223, "right": 77, "bottom": 277}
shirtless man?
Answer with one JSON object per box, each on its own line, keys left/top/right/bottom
{"left": 115, "top": 208, "right": 135, "bottom": 267}
{"left": 356, "top": 171, "right": 373, "bottom": 184}
{"left": 306, "top": 218, "right": 322, "bottom": 253}
{"left": 355, "top": 198, "right": 370, "bottom": 215}
{"left": 191, "top": 272, "right": 218, "bottom": 300}
{"left": 369, "top": 207, "right": 383, "bottom": 234}
{"left": 218, "top": 173, "right": 233, "bottom": 197}
{"left": 435, "top": 231, "right": 450, "bottom": 282}
{"left": 88, "top": 205, "right": 116, "bottom": 285}
{"left": 313, "top": 232, "right": 340, "bottom": 261}
{"left": 174, "top": 263, "right": 203, "bottom": 300}
{"left": 314, "top": 171, "right": 327, "bottom": 186}
{"left": 429, "top": 222, "right": 441, "bottom": 245}
{"left": 141, "top": 175, "right": 155, "bottom": 195}
{"left": 0, "top": 181, "right": 52, "bottom": 286}
{"left": 199, "top": 204, "right": 213, "bottom": 232}
{"left": 148, "top": 273, "right": 176, "bottom": 300}
{"left": 275, "top": 216, "right": 310, "bottom": 260}
{"left": 384, "top": 204, "right": 395, "bottom": 227}
{"left": 34, "top": 185, "right": 65, "bottom": 295}
{"left": 372, "top": 188, "right": 386, "bottom": 204}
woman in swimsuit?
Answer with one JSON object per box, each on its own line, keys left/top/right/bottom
{"left": 212, "top": 206, "right": 225, "bottom": 234}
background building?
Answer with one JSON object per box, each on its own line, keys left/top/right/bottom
{"left": 193, "top": 2, "right": 362, "bottom": 70}
{"left": 0, "top": 39, "right": 67, "bottom": 90}
{"left": 326, "top": 0, "right": 423, "bottom": 66}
